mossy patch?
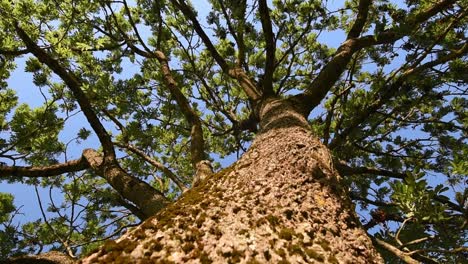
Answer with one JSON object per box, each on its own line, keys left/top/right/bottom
{"left": 246, "top": 258, "right": 262, "bottom": 264}
{"left": 232, "top": 206, "right": 241, "bottom": 213}
{"left": 191, "top": 248, "right": 212, "bottom": 264}
{"left": 305, "top": 248, "right": 324, "bottom": 261}
{"left": 318, "top": 239, "right": 331, "bottom": 251}
{"left": 209, "top": 226, "right": 222, "bottom": 238}
{"left": 238, "top": 229, "right": 249, "bottom": 235}
{"left": 200, "top": 252, "right": 212, "bottom": 264}
{"left": 182, "top": 242, "right": 195, "bottom": 253}
{"left": 279, "top": 228, "right": 294, "bottom": 240}
{"left": 195, "top": 212, "right": 207, "bottom": 227}
{"left": 266, "top": 214, "right": 280, "bottom": 226}
{"left": 305, "top": 229, "right": 315, "bottom": 240}
{"left": 221, "top": 249, "right": 244, "bottom": 263}
{"left": 276, "top": 248, "right": 286, "bottom": 257}
{"left": 102, "top": 240, "right": 118, "bottom": 253}
{"left": 287, "top": 243, "right": 305, "bottom": 257}
{"left": 328, "top": 254, "right": 339, "bottom": 264}
{"left": 150, "top": 241, "right": 164, "bottom": 251}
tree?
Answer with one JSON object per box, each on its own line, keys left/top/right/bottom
{"left": 0, "top": 0, "right": 466, "bottom": 262}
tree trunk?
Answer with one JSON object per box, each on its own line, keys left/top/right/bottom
{"left": 80, "top": 98, "right": 382, "bottom": 263}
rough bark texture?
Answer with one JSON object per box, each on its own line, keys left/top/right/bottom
{"left": 80, "top": 99, "right": 382, "bottom": 263}
{"left": 1, "top": 251, "right": 75, "bottom": 264}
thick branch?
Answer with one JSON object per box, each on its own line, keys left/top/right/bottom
{"left": 0, "top": 158, "right": 88, "bottom": 178}
{"left": 291, "top": 0, "right": 372, "bottom": 114}
{"left": 82, "top": 149, "right": 168, "bottom": 218}
{"left": 170, "top": 0, "right": 228, "bottom": 71}
{"left": 113, "top": 193, "right": 146, "bottom": 220}
{"left": 217, "top": 0, "right": 246, "bottom": 69}
{"left": 350, "top": 193, "right": 396, "bottom": 207}
{"left": 258, "top": 0, "right": 276, "bottom": 96}
{"left": 14, "top": 24, "right": 116, "bottom": 160}
{"left": 153, "top": 51, "right": 206, "bottom": 165}
{"left": 347, "top": 0, "right": 372, "bottom": 39}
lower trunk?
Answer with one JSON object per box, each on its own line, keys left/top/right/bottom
{"left": 81, "top": 99, "right": 382, "bottom": 263}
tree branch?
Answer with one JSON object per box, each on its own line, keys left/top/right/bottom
{"left": 258, "top": 0, "right": 276, "bottom": 96}
{"left": 347, "top": 0, "right": 372, "bottom": 39}
{"left": 151, "top": 51, "right": 211, "bottom": 177}
{"left": 328, "top": 42, "right": 468, "bottom": 149}
{"left": 82, "top": 149, "right": 169, "bottom": 218}
{"left": 335, "top": 161, "right": 408, "bottom": 180}
{"left": 170, "top": 0, "right": 261, "bottom": 101}
{"left": 292, "top": 0, "right": 457, "bottom": 115}
{"left": 1, "top": 23, "right": 169, "bottom": 218}
{"left": 374, "top": 238, "right": 420, "bottom": 264}
{"left": 291, "top": 0, "right": 372, "bottom": 115}
{"left": 0, "top": 157, "right": 88, "bottom": 178}
{"left": 350, "top": 193, "right": 396, "bottom": 207}
{"left": 216, "top": 0, "right": 247, "bottom": 69}
{"left": 113, "top": 193, "right": 146, "bottom": 220}
{"left": 0, "top": 48, "right": 30, "bottom": 56}
{"left": 14, "top": 23, "right": 116, "bottom": 160}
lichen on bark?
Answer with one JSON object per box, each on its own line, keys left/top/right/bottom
{"left": 80, "top": 99, "right": 382, "bottom": 263}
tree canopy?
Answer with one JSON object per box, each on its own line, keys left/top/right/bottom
{"left": 0, "top": 0, "right": 467, "bottom": 263}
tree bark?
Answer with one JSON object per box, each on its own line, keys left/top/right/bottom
{"left": 80, "top": 99, "right": 382, "bottom": 263}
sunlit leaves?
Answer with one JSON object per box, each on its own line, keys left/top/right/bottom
{"left": 390, "top": 173, "right": 448, "bottom": 222}
{"left": 10, "top": 104, "right": 64, "bottom": 164}
{"left": 0, "top": 193, "right": 14, "bottom": 223}
{"left": 0, "top": 89, "right": 17, "bottom": 130}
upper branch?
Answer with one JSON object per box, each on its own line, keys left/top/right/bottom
{"left": 217, "top": 0, "right": 248, "bottom": 70}
{"left": 292, "top": 0, "right": 457, "bottom": 115}
{"left": 171, "top": 0, "right": 261, "bottom": 101}
{"left": 14, "top": 24, "right": 116, "bottom": 160}
{"left": 170, "top": 0, "right": 228, "bottom": 71}
{"left": 328, "top": 42, "right": 468, "bottom": 149}
{"left": 373, "top": 238, "right": 420, "bottom": 264}
{"left": 153, "top": 51, "right": 206, "bottom": 163}
{"left": 347, "top": 0, "right": 372, "bottom": 39}
{"left": 258, "top": 0, "right": 276, "bottom": 96}
{"left": 290, "top": 0, "right": 372, "bottom": 115}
